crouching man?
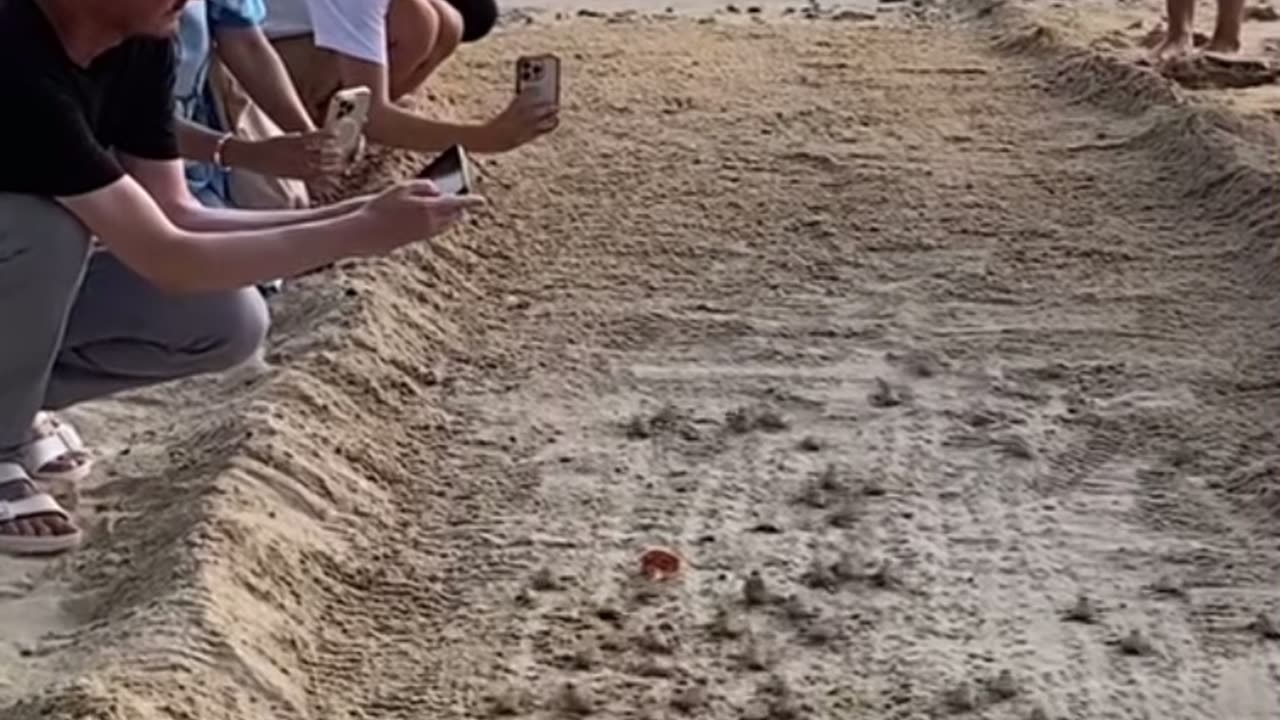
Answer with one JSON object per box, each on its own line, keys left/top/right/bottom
{"left": 0, "top": 0, "right": 482, "bottom": 556}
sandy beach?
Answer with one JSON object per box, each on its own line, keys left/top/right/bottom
{"left": 2, "top": 0, "right": 1278, "bottom": 717}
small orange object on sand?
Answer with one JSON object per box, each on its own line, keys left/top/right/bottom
{"left": 640, "top": 547, "right": 682, "bottom": 581}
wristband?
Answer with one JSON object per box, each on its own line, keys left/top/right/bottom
{"left": 212, "top": 133, "right": 234, "bottom": 170}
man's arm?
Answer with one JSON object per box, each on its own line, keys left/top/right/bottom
{"left": 213, "top": 25, "right": 315, "bottom": 133}
{"left": 120, "top": 153, "right": 365, "bottom": 232}
{"left": 57, "top": 175, "right": 371, "bottom": 293}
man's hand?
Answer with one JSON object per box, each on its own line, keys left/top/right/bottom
{"left": 224, "top": 128, "right": 348, "bottom": 180}
{"left": 355, "top": 180, "right": 486, "bottom": 255}
{"left": 475, "top": 94, "right": 560, "bottom": 153}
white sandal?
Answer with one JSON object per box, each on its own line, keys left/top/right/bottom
{"left": 22, "top": 411, "right": 92, "bottom": 485}
{"left": 0, "top": 462, "right": 83, "bottom": 556}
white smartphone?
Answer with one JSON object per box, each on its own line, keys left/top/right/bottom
{"left": 515, "top": 54, "right": 561, "bottom": 106}
{"left": 323, "top": 86, "right": 372, "bottom": 156}
{"left": 415, "top": 144, "right": 473, "bottom": 195}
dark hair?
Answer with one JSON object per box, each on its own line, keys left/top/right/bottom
{"left": 443, "top": 0, "right": 498, "bottom": 42}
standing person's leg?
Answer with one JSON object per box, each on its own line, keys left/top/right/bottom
{"left": 1154, "top": 0, "right": 1196, "bottom": 60}
{"left": 43, "top": 252, "right": 269, "bottom": 410}
{"left": 0, "top": 194, "right": 94, "bottom": 552}
{"left": 1208, "top": 0, "right": 1246, "bottom": 53}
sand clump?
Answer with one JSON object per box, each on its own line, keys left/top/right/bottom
{"left": 2, "top": 5, "right": 1278, "bottom": 720}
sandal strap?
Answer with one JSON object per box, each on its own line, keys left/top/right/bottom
{"left": 0, "top": 462, "right": 27, "bottom": 485}
{"left": 21, "top": 433, "right": 75, "bottom": 473}
{"left": 0, "top": 493, "right": 69, "bottom": 523}
{"left": 35, "top": 412, "right": 86, "bottom": 453}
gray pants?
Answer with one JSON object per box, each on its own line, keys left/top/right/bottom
{"left": 0, "top": 194, "right": 269, "bottom": 462}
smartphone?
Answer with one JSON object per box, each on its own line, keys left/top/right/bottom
{"left": 415, "top": 144, "right": 472, "bottom": 195}
{"left": 515, "top": 54, "right": 561, "bottom": 105}
{"left": 323, "top": 86, "right": 372, "bottom": 156}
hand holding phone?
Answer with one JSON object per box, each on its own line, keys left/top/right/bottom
{"left": 515, "top": 54, "right": 561, "bottom": 106}
{"left": 360, "top": 180, "right": 487, "bottom": 255}
{"left": 323, "top": 86, "right": 372, "bottom": 158}
{"left": 415, "top": 144, "right": 473, "bottom": 195}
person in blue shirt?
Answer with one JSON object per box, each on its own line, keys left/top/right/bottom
{"left": 173, "top": 0, "right": 345, "bottom": 208}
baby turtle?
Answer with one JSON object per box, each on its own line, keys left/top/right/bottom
{"left": 553, "top": 682, "right": 594, "bottom": 716}
{"left": 594, "top": 604, "right": 625, "bottom": 627}
{"left": 670, "top": 683, "right": 709, "bottom": 715}
{"left": 568, "top": 643, "right": 600, "bottom": 671}
{"left": 488, "top": 686, "right": 532, "bottom": 716}
{"left": 1117, "top": 629, "right": 1155, "bottom": 656}
{"left": 997, "top": 435, "right": 1034, "bottom": 460}
{"left": 826, "top": 502, "right": 860, "bottom": 529}
{"left": 743, "top": 570, "right": 770, "bottom": 606}
{"left": 708, "top": 604, "right": 748, "bottom": 640}
{"left": 725, "top": 407, "right": 755, "bottom": 434}
{"left": 801, "top": 558, "right": 838, "bottom": 590}
{"left": 831, "top": 552, "right": 862, "bottom": 582}
{"left": 942, "top": 681, "right": 977, "bottom": 713}
{"left": 635, "top": 623, "right": 678, "bottom": 655}
{"left": 1149, "top": 575, "right": 1188, "bottom": 598}
{"left": 782, "top": 595, "right": 817, "bottom": 623}
{"left": 755, "top": 408, "right": 789, "bottom": 432}
{"left": 1249, "top": 611, "right": 1280, "bottom": 640}
{"left": 868, "top": 559, "right": 900, "bottom": 589}
{"left": 796, "top": 479, "right": 829, "bottom": 509}
{"left": 802, "top": 618, "right": 839, "bottom": 646}
{"left": 1027, "top": 706, "right": 1051, "bottom": 720}
{"left": 869, "top": 378, "right": 904, "bottom": 408}
{"left": 737, "top": 635, "right": 775, "bottom": 671}
{"left": 989, "top": 669, "right": 1019, "bottom": 701}
{"left": 893, "top": 348, "right": 942, "bottom": 378}
{"left": 817, "top": 463, "right": 846, "bottom": 493}
{"left": 1063, "top": 594, "right": 1099, "bottom": 624}
{"left": 530, "top": 566, "right": 561, "bottom": 592}
{"left": 624, "top": 413, "right": 655, "bottom": 440}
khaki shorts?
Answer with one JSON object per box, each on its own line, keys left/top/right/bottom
{"left": 269, "top": 35, "right": 345, "bottom": 125}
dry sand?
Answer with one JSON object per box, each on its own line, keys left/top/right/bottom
{"left": 3, "top": 0, "right": 1279, "bottom": 717}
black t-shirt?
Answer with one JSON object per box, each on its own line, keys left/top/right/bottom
{"left": 0, "top": 0, "right": 179, "bottom": 197}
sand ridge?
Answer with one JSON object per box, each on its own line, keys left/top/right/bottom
{"left": 2, "top": 3, "right": 1279, "bottom": 718}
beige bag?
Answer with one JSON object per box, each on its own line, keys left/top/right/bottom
{"left": 207, "top": 61, "right": 311, "bottom": 210}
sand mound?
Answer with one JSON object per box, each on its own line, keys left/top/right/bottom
{"left": 3, "top": 7, "right": 1278, "bottom": 719}
{"left": 1160, "top": 54, "right": 1280, "bottom": 90}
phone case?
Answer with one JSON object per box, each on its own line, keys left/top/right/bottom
{"left": 516, "top": 54, "right": 561, "bottom": 105}
{"left": 324, "top": 86, "right": 372, "bottom": 154}
{"left": 417, "top": 145, "right": 473, "bottom": 195}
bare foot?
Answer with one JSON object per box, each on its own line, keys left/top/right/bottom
{"left": 1204, "top": 36, "right": 1242, "bottom": 54}
{"left": 1152, "top": 32, "right": 1194, "bottom": 62}
{"left": 0, "top": 477, "right": 78, "bottom": 542}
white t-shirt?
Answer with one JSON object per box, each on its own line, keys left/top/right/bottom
{"left": 263, "top": 0, "right": 391, "bottom": 65}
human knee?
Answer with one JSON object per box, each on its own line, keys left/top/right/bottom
{"left": 431, "top": 0, "right": 464, "bottom": 54}
{"left": 389, "top": 0, "right": 442, "bottom": 66}
{"left": 444, "top": 0, "right": 497, "bottom": 42}
{"left": 202, "top": 288, "right": 271, "bottom": 372}
{"left": 0, "top": 195, "right": 92, "bottom": 290}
